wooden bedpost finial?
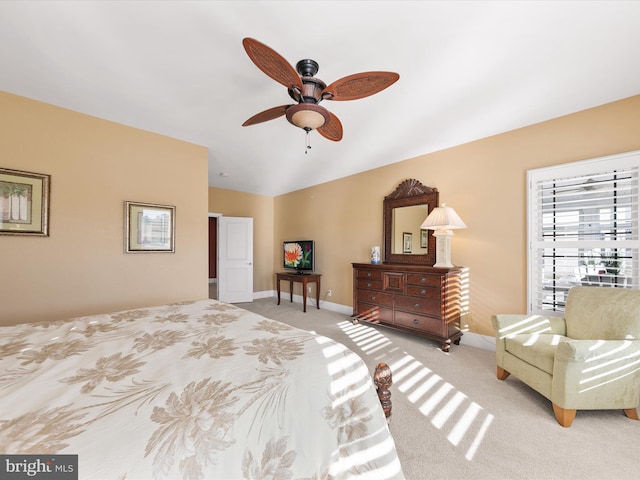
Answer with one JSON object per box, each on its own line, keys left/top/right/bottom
{"left": 373, "top": 362, "right": 392, "bottom": 419}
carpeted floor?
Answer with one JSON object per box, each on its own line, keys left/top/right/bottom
{"left": 235, "top": 297, "right": 640, "bottom": 480}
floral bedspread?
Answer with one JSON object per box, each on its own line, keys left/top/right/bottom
{"left": 0, "top": 299, "right": 404, "bottom": 479}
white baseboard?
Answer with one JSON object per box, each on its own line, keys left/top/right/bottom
{"left": 252, "top": 291, "right": 496, "bottom": 350}
{"left": 253, "top": 290, "right": 273, "bottom": 300}
{"left": 460, "top": 331, "right": 496, "bottom": 351}
{"left": 315, "top": 299, "right": 353, "bottom": 315}
{"left": 252, "top": 290, "right": 351, "bottom": 314}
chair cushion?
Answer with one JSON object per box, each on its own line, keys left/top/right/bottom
{"left": 504, "top": 334, "right": 569, "bottom": 375}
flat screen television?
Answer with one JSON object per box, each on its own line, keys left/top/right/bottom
{"left": 283, "top": 240, "right": 315, "bottom": 274}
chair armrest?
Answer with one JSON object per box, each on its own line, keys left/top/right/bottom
{"left": 552, "top": 339, "right": 640, "bottom": 410}
{"left": 492, "top": 314, "right": 566, "bottom": 339}
{"left": 555, "top": 339, "right": 640, "bottom": 363}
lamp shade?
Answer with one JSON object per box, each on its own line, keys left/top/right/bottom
{"left": 420, "top": 204, "right": 466, "bottom": 230}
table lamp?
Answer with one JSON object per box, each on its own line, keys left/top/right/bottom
{"left": 420, "top": 204, "right": 466, "bottom": 268}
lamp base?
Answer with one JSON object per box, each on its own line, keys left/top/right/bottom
{"left": 433, "top": 261, "right": 455, "bottom": 268}
{"left": 433, "top": 230, "right": 455, "bottom": 269}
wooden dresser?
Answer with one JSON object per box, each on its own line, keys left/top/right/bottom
{"left": 352, "top": 263, "right": 464, "bottom": 351}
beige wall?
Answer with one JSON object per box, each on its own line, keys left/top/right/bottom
{"left": 277, "top": 96, "right": 640, "bottom": 335}
{"left": 221, "top": 95, "right": 639, "bottom": 336}
{"left": 0, "top": 91, "right": 209, "bottom": 325}
{"left": 11, "top": 92, "right": 637, "bottom": 337}
{"left": 208, "top": 187, "right": 274, "bottom": 293}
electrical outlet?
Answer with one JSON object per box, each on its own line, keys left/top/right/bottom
{"left": 307, "top": 286, "right": 312, "bottom": 293}
{"left": 327, "top": 290, "right": 332, "bottom": 297}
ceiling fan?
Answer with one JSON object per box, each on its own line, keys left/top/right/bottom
{"left": 241, "top": 37, "right": 399, "bottom": 143}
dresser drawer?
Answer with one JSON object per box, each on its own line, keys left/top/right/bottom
{"left": 394, "top": 311, "right": 442, "bottom": 335}
{"left": 356, "top": 303, "right": 393, "bottom": 323}
{"left": 357, "top": 279, "right": 383, "bottom": 291}
{"left": 406, "top": 284, "right": 440, "bottom": 299}
{"left": 406, "top": 273, "right": 441, "bottom": 287}
{"left": 357, "top": 269, "right": 383, "bottom": 281}
{"left": 357, "top": 289, "right": 393, "bottom": 307}
{"left": 394, "top": 295, "right": 441, "bottom": 316}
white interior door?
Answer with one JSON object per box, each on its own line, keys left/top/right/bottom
{"left": 218, "top": 216, "right": 253, "bottom": 303}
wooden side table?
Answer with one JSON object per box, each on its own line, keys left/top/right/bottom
{"left": 276, "top": 272, "right": 321, "bottom": 312}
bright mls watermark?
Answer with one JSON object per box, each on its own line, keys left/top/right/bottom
{"left": 0, "top": 455, "right": 77, "bottom": 479}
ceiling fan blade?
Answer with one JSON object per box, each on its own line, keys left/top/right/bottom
{"left": 242, "top": 105, "right": 292, "bottom": 126}
{"left": 322, "top": 72, "right": 399, "bottom": 101}
{"left": 317, "top": 111, "right": 343, "bottom": 141}
{"left": 242, "top": 38, "right": 303, "bottom": 90}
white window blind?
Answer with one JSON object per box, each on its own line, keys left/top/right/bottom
{"left": 527, "top": 151, "right": 640, "bottom": 316}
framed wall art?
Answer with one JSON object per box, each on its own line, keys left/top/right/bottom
{"left": 0, "top": 167, "right": 50, "bottom": 236}
{"left": 125, "top": 201, "right": 175, "bottom": 253}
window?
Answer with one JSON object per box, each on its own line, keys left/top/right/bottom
{"left": 527, "top": 151, "right": 639, "bottom": 315}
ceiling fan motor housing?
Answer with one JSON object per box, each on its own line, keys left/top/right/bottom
{"left": 290, "top": 78, "right": 326, "bottom": 104}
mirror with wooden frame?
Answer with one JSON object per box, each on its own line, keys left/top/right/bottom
{"left": 383, "top": 179, "right": 438, "bottom": 265}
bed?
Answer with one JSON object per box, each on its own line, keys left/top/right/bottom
{"left": 0, "top": 299, "right": 404, "bottom": 479}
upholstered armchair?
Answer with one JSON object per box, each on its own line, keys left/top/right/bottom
{"left": 492, "top": 286, "right": 640, "bottom": 427}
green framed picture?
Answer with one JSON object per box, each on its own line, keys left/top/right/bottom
{"left": 0, "top": 167, "right": 50, "bottom": 236}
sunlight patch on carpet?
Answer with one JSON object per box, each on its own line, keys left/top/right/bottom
{"left": 337, "top": 319, "right": 493, "bottom": 461}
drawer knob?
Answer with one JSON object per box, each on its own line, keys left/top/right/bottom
{"left": 413, "top": 318, "right": 419, "bottom": 325}
{"left": 420, "top": 277, "right": 426, "bottom": 283}
{"left": 414, "top": 303, "right": 420, "bottom": 309}
{"left": 371, "top": 295, "right": 376, "bottom": 301}
{"left": 420, "top": 289, "right": 426, "bottom": 295}
{"left": 367, "top": 282, "right": 372, "bottom": 288}
{"left": 367, "top": 272, "right": 372, "bottom": 277}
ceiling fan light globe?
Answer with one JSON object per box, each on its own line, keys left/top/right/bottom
{"left": 291, "top": 110, "right": 325, "bottom": 129}
{"left": 286, "top": 104, "right": 329, "bottom": 130}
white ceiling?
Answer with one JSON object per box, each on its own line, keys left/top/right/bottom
{"left": 1, "top": 1, "right": 639, "bottom": 196}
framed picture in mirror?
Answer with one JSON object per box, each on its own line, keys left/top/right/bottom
{"left": 403, "top": 232, "right": 412, "bottom": 253}
{"left": 420, "top": 229, "right": 428, "bottom": 248}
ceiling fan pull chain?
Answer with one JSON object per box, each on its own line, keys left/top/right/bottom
{"left": 305, "top": 127, "right": 311, "bottom": 154}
